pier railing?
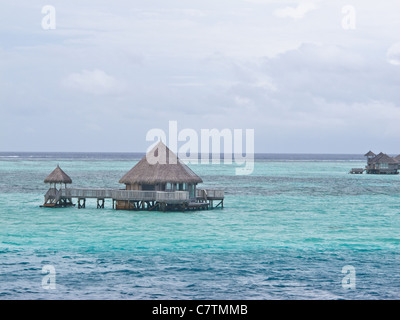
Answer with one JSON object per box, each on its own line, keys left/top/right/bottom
{"left": 61, "top": 188, "right": 115, "bottom": 199}
{"left": 44, "top": 188, "right": 57, "bottom": 203}
{"left": 156, "top": 191, "right": 189, "bottom": 202}
{"left": 196, "top": 189, "right": 224, "bottom": 200}
{"left": 60, "top": 188, "right": 189, "bottom": 202}
{"left": 111, "top": 190, "right": 157, "bottom": 201}
{"left": 55, "top": 189, "right": 63, "bottom": 203}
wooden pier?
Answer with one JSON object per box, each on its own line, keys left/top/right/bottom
{"left": 349, "top": 168, "right": 364, "bottom": 174}
{"left": 41, "top": 187, "right": 224, "bottom": 212}
{"left": 41, "top": 142, "right": 225, "bottom": 212}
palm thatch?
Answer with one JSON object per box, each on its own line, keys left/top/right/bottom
{"left": 119, "top": 141, "right": 203, "bottom": 185}
{"left": 369, "top": 152, "right": 398, "bottom": 164}
{"left": 44, "top": 165, "right": 72, "bottom": 184}
{"left": 395, "top": 155, "right": 400, "bottom": 162}
{"left": 364, "top": 151, "right": 376, "bottom": 157}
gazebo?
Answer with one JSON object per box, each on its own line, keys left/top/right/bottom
{"left": 42, "top": 165, "right": 73, "bottom": 207}
{"left": 44, "top": 164, "right": 72, "bottom": 189}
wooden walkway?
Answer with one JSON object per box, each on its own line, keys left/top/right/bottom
{"left": 349, "top": 168, "right": 364, "bottom": 174}
{"left": 41, "top": 188, "right": 224, "bottom": 211}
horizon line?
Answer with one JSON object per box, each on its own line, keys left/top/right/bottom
{"left": 1, "top": 151, "right": 397, "bottom": 155}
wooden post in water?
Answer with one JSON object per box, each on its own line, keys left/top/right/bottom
{"left": 78, "top": 198, "right": 86, "bottom": 209}
{"left": 97, "top": 198, "right": 104, "bottom": 209}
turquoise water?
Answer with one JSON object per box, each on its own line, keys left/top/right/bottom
{"left": 1, "top": 155, "right": 400, "bottom": 299}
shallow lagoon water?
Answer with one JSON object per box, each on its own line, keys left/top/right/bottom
{"left": 1, "top": 154, "right": 399, "bottom": 299}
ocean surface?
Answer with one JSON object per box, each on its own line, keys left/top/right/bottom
{"left": 1, "top": 152, "right": 399, "bottom": 300}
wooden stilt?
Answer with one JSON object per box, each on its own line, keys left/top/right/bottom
{"left": 97, "top": 198, "right": 104, "bottom": 209}
{"left": 78, "top": 198, "right": 86, "bottom": 209}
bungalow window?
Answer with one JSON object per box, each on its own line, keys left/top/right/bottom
{"left": 381, "top": 163, "right": 389, "bottom": 169}
{"left": 178, "top": 183, "right": 187, "bottom": 191}
{"left": 166, "top": 183, "right": 172, "bottom": 191}
{"left": 142, "top": 184, "right": 155, "bottom": 191}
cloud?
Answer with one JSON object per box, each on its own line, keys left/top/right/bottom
{"left": 274, "top": 2, "right": 317, "bottom": 19}
{"left": 62, "top": 69, "right": 124, "bottom": 95}
{"left": 208, "top": 42, "right": 400, "bottom": 151}
{"left": 387, "top": 42, "right": 400, "bottom": 66}
{"left": 2, "top": 0, "right": 400, "bottom": 153}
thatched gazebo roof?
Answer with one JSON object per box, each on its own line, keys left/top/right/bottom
{"left": 364, "top": 151, "right": 376, "bottom": 157}
{"left": 44, "top": 165, "right": 72, "bottom": 184}
{"left": 119, "top": 141, "right": 203, "bottom": 185}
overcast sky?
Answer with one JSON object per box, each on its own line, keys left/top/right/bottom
{"left": 0, "top": 0, "right": 399, "bottom": 153}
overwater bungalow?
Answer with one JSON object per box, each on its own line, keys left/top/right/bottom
{"left": 41, "top": 141, "right": 224, "bottom": 211}
{"left": 349, "top": 151, "right": 399, "bottom": 174}
{"left": 116, "top": 141, "right": 205, "bottom": 210}
{"left": 365, "top": 151, "right": 399, "bottom": 174}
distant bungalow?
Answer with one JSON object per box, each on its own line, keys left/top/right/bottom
{"left": 350, "top": 151, "right": 400, "bottom": 174}
{"left": 41, "top": 141, "right": 224, "bottom": 211}
{"left": 365, "top": 151, "right": 399, "bottom": 174}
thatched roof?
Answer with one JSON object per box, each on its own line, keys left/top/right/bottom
{"left": 44, "top": 165, "right": 72, "bottom": 184}
{"left": 369, "top": 152, "right": 398, "bottom": 164}
{"left": 119, "top": 141, "right": 203, "bottom": 185}
{"left": 395, "top": 155, "right": 400, "bottom": 162}
{"left": 364, "top": 151, "right": 376, "bottom": 157}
